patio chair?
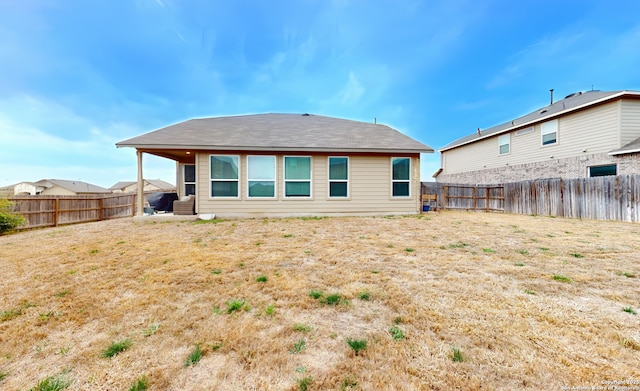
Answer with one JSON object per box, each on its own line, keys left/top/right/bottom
{"left": 173, "top": 195, "right": 196, "bottom": 215}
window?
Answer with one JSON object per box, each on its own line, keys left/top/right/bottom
{"left": 328, "top": 157, "right": 348, "bottom": 198}
{"left": 515, "top": 126, "right": 533, "bottom": 136}
{"left": 499, "top": 134, "right": 510, "bottom": 155}
{"left": 284, "top": 156, "right": 311, "bottom": 197}
{"left": 210, "top": 155, "right": 239, "bottom": 197}
{"left": 589, "top": 164, "right": 617, "bottom": 177}
{"left": 541, "top": 119, "right": 558, "bottom": 146}
{"left": 392, "top": 157, "right": 411, "bottom": 197}
{"left": 247, "top": 156, "right": 276, "bottom": 198}
{"left": 183, "top": 164, "right": 196, "bottom": 196}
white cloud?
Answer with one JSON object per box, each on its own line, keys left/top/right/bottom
{"left": 334, "top": 71, "right": 365, "bottom": 105}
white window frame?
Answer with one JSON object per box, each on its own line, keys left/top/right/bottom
{"left": 246, "top": 155, "right": 276, "bottom": 199}
{"left": 391, "top": 157, "right": 411, "bottom": 198}
{"left": 498, "top": 134, "right": 510, "bottom": 155}
{"left": 183, "top": 164, "right": 196, "bottom": 196}
{"left": 541, "top": 119, "right": 558, "bottom": 146}
{"left": 209, "top": 154, "right": 240, "bottom": 199}
{"left": 328, "top": 156, "right": 349, "bottom": 198}
{"left": 283, "top": 156, "right": 312, "bottom": 198}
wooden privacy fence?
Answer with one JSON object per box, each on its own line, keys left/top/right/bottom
{"left": 424, "top": 174, "right": 640, "bottom": 222}
{"left": 10, "top": 194, "right": 137, "bottom": 229}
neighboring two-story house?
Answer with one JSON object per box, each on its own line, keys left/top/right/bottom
{"left": 435, "top": 90, "right": 640, "bottom": 185}
{"left": 116, "top": 113, "right": 433, "bottom": 217}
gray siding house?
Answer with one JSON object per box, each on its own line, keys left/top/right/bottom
{"left": 436, "top": 90, "right": 640, "bottom": 184}
{"left": 116, "top": 113, "right": 433, "bottom": 217}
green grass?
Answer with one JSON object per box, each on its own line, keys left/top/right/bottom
{"left": 515, "top": 249, "right": 528, "bottom": 255}
{"left": 618, "top": 271, "right": 636, "bottom": 278}
{"left": 524, "top": 289, "right": 535, "bottom": 295}
{"left": 308, "top": 290, "right": 323, "bottom": 299}
{"left": 225, "top": 299, "right": 247, "bottom": 313}
{"left": 290, "top": 338, "right": 306, "bottom": 354}
{"left": 101, "top": 338, "right": 132, "bottom": 358}
{"left": 340, "top": 375, "right": 358, "bottom": 390}
{"left": 448, "top": 241, "right": 468, "bottom": 249}
{"left": 393, "top": 316, "right": 404, "bottom": 324}
{"left": 128, "top": 375, "right": 149, "bottom": 391}
{"left": 211, "top": 269, "right": 222, "bottom": 274}
{"left": 404, "top": 247, "right": 415, "bottom": 253}
{"left": 0, "top": 308, "right": 23, "bottom": 322}
{"left": 296, "top": 376, "right": 313, "bottom": 391}
{"left": 293, "top": 323, "right": 312, "bottom": 333}
{"left": 54, "top": 290, "right": 69, "bottom": 298}
{"left": 264, "top": 304, "right": 275, "bottom": 316}
{"left": 451, "top": 346, "right": 464, "bottom": 363}
{"left": 623, "top": 307, "right": 637, "bottom": 315}
{"left": 323, "top": 293, "right": 348, "bottom": 306}
{"left": 0, "top": 370, "right": 7, "bottom": 381}
{"left": 29, "top": 373, "right": 71, "bottom": 391}
{"left": 552, "top": 274, "right": 572, "bottom": 283}
{"left": 389, "top": 325, "right": 405, "bottom": 340}
{"left": 256, "top": 275, "right": 268, "bottom": 283}
{"left": 358, "top": 291, "right": 371, "bottom": 301}
{"left": 569, "top": 252, "right": 584, "bottom": 258}
{"left": 482, "top": 248, "right": 496, "bottom": 253}
{"left": 514, "top": 262, "right": 526, "bottom": 267}
{"left": 143, "top": 323, "right": 160, "bottom": 337}
{"left": 346, "top": 338, "right": 367, "bottom": 355}
{"left": 184, "top": 344, "right": 204, "bottom": 367}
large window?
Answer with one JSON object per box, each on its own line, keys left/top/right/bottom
{"left": 589, "top": 164, "right": 617, "bottom": 177}
{"left": 328, "top": 157, "right": 349, "bottom": 198}
{"left": 392, "top": 157, "right": 411, "bottom": 197}
{"left": 210, "top": 155, "right": 239, "bottom": 197}
{"left": 247, "top": 156, "right": 276, "bottom": 198}
{"left": 541, "top": 119, "right": 558, "bottom": 146}
{"left": 499, "top": 134, "right": 510, "bottom": 155}
{"left": 183, "top": 164, "right": 196, "bottom": 196}
{"left": 284, "top": 156, "right": 311, "bottom": 197}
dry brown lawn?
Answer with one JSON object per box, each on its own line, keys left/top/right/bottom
{"left": 1, "top": 211, "right": 639, "bottom": 390}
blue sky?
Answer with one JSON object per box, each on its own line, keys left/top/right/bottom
{"left": 1, "top": 0, "right": 640, "bottom": 188}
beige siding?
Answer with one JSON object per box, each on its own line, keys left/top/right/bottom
{"left": 621, "top": 99, "right": 640, "bottom": 146}
{"left": 195, "top": 153, "right": 420, "bottom": 217}
{"left": 442, "top": 101, "right": 621, "bottom": 175}
{"left": 41, "top": 187, "right": 77, "bottom": 196}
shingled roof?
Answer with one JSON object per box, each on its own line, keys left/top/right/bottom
{"left": 116, "top": 113, "right": 433, "bottom": 154}
{"left": 440, "top": 90, "right": 640, "bottom": 152}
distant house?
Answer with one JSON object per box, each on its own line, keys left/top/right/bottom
{"left": 13, "top": 179, "right": 110, "bottom": 196}
{"left": 116, "top": 113, "right": 433, "bottom": 217}
{"left": 109, "top": 179, "right": 175, "bottom": 193}
{"left": 436, "top": 90, "right": 640, "bottom": 184}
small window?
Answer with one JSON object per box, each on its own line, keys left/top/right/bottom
{"left": 499, "top": 134, "right": 510, "bottom": 155}
{"left": 210, "top": 155, "right": 239, "bottom": 197}
{"left": 516, "top": 126, "right": 533, "bottom": 136}
{"left": 589, "top": 164, "right": 617, "bottom": 177}
{"left": 328, "top": 157, "right": 348, "bottom": 198}
{"left": 541, "top": 119, "right": 558, "bottom": 146}
{"left": 184, "top": 164, "right": 196, "bottom": 196}
{"left": 284, "top": 156, "right": 311, "bottom": 197}
{"left": 247, "top": 156, "right": 276, "bottom": 198}
{"left": 392, "top": 157, "right": 411, "bottom": 197}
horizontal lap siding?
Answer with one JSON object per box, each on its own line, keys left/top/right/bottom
{"left": 196, "top": 153, "right": 419, "bottom": 217}
{"left": 621, "top": 99, "right": 640, "bottom": 146}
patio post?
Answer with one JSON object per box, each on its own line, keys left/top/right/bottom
{"left": 136, "top": 150, "right": 144, "bottom": 216}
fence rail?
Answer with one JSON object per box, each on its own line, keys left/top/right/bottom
{"left": 423, "top": 174, "right": 640, "bottom": 222}
{"left": 10, "top": 194, "right": 137, "bottom": 229}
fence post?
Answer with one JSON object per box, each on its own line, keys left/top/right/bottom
{"left": 98, "top": 198, "right": 104, "bottom": 221}
{"left": 54, "top": 198, "right": 59, "bottom": 227}
{"left": 485, "top": 187, "right": 490, "bottom": 212}
{"left": 131, "top": 194, "right": 136, "bottom": 217}
{"left": 473, "top": 187, "right": 477, "bottom": 210}
{"left": 443, "top": 185, "right": 448, "bottom": 210}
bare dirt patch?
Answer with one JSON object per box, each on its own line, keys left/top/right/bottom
{"left": 1, "top": 212, "right": 639, "bottom": 390}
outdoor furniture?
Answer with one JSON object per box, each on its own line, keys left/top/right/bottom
{"left": 173, "top": 195, "right": 195, "bottom": 215}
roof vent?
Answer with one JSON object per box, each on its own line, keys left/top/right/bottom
{"left": 539, "top": 109, "right": 548, "bottom": 114}
{"left": 302, "top": 113, "right": 310, "bottom": 116}
{"left": 564, "top": 91, "right": 583, "bottom": 99}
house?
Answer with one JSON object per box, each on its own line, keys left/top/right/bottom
{"left": 116, "top": 113, "right": 433, "bottom": 217}
{"left": 435, "top": 90, "right": 640, "bottom": 185}
{"left": 109, "top": 179, "right": 175, "bottom": 193}
{"left": 13, "top": 179, "right": 110, "bottom": 196}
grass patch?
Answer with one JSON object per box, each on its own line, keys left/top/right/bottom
{"left": 0, "top": 370, "right": 7, "bottom": 381}
{"left": 296, "top": 376, "right": 313, "bottom": 391}
{"left": 404, "top": 247, "right": 415, "bottom": 253}
{"left": 290, "top": 338, "right": 306, "bottom": 354}
{"left": 293, "top": 323, "right": 312, "bottom": 333}
{"left": 54, "top": 290, "right": 69, "bottom": 298}
{"left": 346, "top": 338, "right": 367, "bottom": 355}
{"left": 256, "top": 275, "right": 268, "bottom": 283}
{"left": 29, "top": 372, "right": 71, "bottom": 391}
{"left": 211, "top": 269, "right": 222, "bottom": 274}
{"left": 358, "top": 290, "right": 371, "bottom": 301}
{"left": 524, "top": 289, "right": 535, "bottom": 295}
{"left": 552, "top": 274, "right": 572, "bottom": 283}
{"left": 389, "top": 325, "right": 405, "bottom": 340}
{"left": 143, "top": 323, "right": 160, "bottom": 337}
{"left": 448, "top": 241, "right": 468, "bottom": 249}
{"left": 514, "top": 262, "right": 526, "bottom": 267}
{"left": 184, "top": 344, "right": 204, "bottom": 367}
{"left": 101, "top": 338, "right": 132, "bottom": 358}
{"left": 569, "top": 253, "right": 585, "bottom": 258}
{"left": 225, "top": 299, "right": 247, "bottom": 314}
{"left": 623, "top": 307, "right": 637, "bottom": 315}
{"left": 451, "top": 346, "right": 464, "bottom": 363}
{"left": 322, "top": 293, "right": 348, "bottom": 306}
{"left": 617, "top": 271, "right": 636, "bottom": 278}
{"left": 128, "top": 375, "right": 149, "bottom": 391}
{"left": 482, "top": 248, "right": 496, "bottom": 253}
{"left": 264, "top": 304, "right": 275, "bottom": 316}
{"left": 0, "top": 308, "right": 22, "bottom": 322}
{"left": 515, "top": 249, "right": 528, "bottom": 255}
{"left": 308, "top": 290, "right": 323, "bottom": 299}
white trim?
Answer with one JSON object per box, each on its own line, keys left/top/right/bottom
{"left": 246, "top": 155, "right": 277, "bottom": 199}
{"left": 283, "top": 156, "right": 313, "bottom": 199}
{"left": 183, "top": 164, "right": 196, "bottom": 196}
{"left": 498, "top": 134, "right": 510, "bottom": 155}
{"left": 209, "top": 154, "right": 240, "bottom": 199}
{"left": 328, "top": 156, "right": 350, "bottom": 199}
{"left": 391, "top": 157, "right": 411, "bottom": 198}
{"left": 541, "top": 119, "right": 558, "bottom": 146}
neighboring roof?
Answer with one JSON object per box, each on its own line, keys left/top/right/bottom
{"left": 34, "top": 179, "right": 110, "bottom": 194}
{"left": 109, "top": 179, "right": 176, "bottom": 191}
{"left": 440, "top": 90, "right": 640, "bottom": 152}
{"left": 116, "top": 113, "right": 433, "bottom": 154}
{"left": 609, "top": 136, "right": 640, "bottom": 156}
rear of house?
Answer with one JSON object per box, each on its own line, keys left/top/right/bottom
{"left": 117, "top": 113, "right": 433, "bottom": 217}
{"left": 436, "top": 90, "right": 640, "bottom": 185}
